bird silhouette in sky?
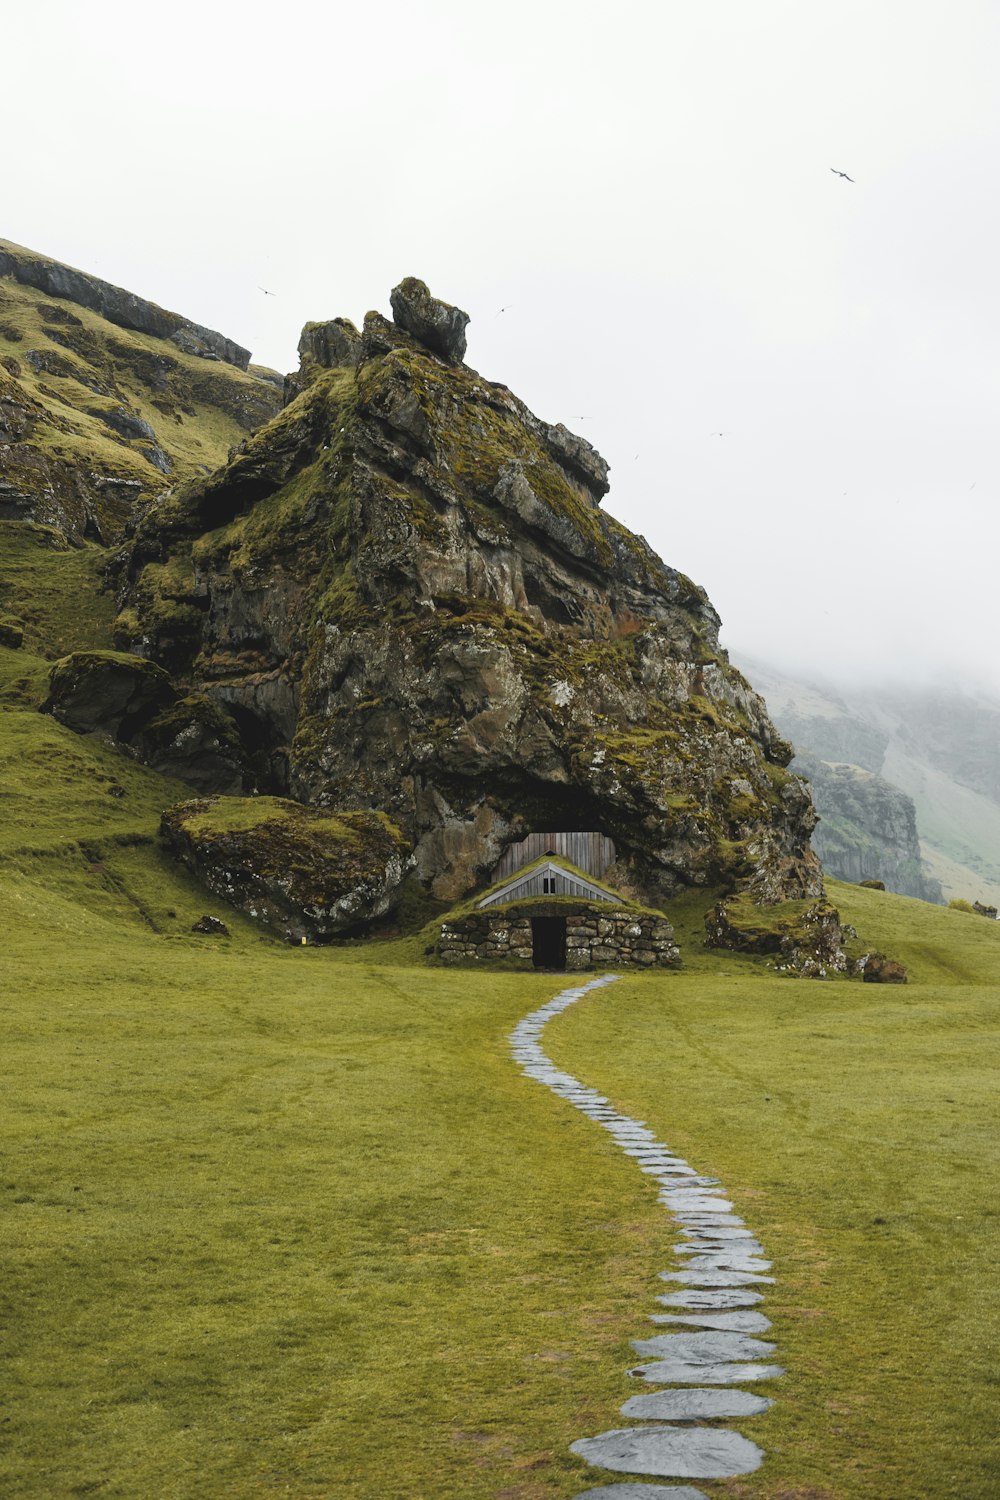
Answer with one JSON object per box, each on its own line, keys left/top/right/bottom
{"left": 830, "top": 168, "right": 855, "bottom": 182}
{"left": 494, "top": 306, "right": 512, "bottom": 317}
{"left": 258, "top": 286, "right": 277, "bottom": 296}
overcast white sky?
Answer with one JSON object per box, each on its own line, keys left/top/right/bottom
{"left": 6, "top": 1, "right": 1000, "bottom": 694}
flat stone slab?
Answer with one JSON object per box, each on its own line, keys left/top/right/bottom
{"left": 656, "top": 1289, "right": 764, "bottom": 1310}
{"left": 677, "top": 1223, "right": 755, "bottom": 1238}
{"left": 570, "top": 1425, "right": 764, "bottom": 1479}
{"left": 631, "top": 1332, "right": 776, "bottom": 1363}
{"left": 629, "top": 1360, "right": 784, "bottom": 1385}
{"left": 674, "top": 1253, "right": 772, "bottom": 1274}
{"left": 659, "top": 1270, "right": 775, "bottom": 1288}
{"left": 660, "top": 1192, "right": 734, "bottom": 1212}
{"left": 675, "top": 1234, "right": 764, "bottom": 1252}
{"left": 649, "top": 1310, "right": 772, "bottom": 1333}
{"left": 575, "top": 1486, "right": 710, "bottom": 1499}
{"left": 671, "top": 1214, "right": 745, "bottom": 1228}
{"left": 621, "top": 1388, "right": 773, "bottom": 1421}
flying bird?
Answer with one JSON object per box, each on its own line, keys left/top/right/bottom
{"left": 494, "top": 306, "right": 513, "bottom": 317}
{"left": 258, "top": 286, "right": 277, "bottom": 296}
{"left": 830, "top": 168, "right": 855, "bottom": 182}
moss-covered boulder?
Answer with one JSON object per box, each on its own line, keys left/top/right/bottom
{"left": 43, "top": 651, "right": 246, "bottom": 793}
{"left": 857, "top": 951, "right": 908, "bottom": 984}
{"left": 44, "top": 650, "right": 175, "bottom": 736}
{"left": 160, "top": 796, "right": 413, "bottom": 940}
{"left": 134, "top": 693, "right": 247, "bottom": 794}
{"left": 705, "top": 893, "right": 847, "bottom": 978}
{"left": 116, "top": 278, "right": 823, "bottom": 915}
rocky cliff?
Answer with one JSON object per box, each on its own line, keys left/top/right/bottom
{"left": 738, "top": 655, "right": 996, "bottom": 905}
{"left": 793, "top": 751, "right": 943, "bottom": 902}
{"left": 0, "top": 240, "right": 281, "bottom": 544}
{"left": 113, "top": 278, "right": 821, "bottom": 911}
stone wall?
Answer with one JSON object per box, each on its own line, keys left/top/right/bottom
{"left": 437, "top": 902, "right": 680, "bottom": 969}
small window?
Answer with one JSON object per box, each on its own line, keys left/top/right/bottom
{"left": 542, "top": 875, "right": 558, "bottom": 894}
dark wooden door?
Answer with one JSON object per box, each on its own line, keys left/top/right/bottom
{"left": 532, "top": 917, "right": 567, "bottom": 970}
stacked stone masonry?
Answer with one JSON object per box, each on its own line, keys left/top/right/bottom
{"left": 438, "top": 903, "right": 680, "bottom": 969}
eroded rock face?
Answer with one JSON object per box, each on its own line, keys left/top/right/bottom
{"left": 161, "top": 796, "right": 412, "bottom": 940}
{"left": 794, "top": 751, "right": 942, "bottom": 903}
{"left": 43, "top": 651, "right": 246, "bottom": 792}
{"left": 116, "top": 281, "right": 822, "bottom": 911}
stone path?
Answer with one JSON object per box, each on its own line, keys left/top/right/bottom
{"left": 508, "top": 975, "right": 783, "bottom": 1494}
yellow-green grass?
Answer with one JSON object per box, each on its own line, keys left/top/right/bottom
{"left": 0, "top": 523, "right": 116, "bottom": 662}
{"left": 3, "top": 523, "right": 999, "bottom": 1497}
{"left": 0, "top": 269, "right": 275, "bottom": 486}
{"left": 547, "top": 882, "right": 1000, "bottom": 1500}
{"left": 3, "top": 740, "right": 999, "bottom": 1500}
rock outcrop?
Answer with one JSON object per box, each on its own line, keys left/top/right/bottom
{"left": 116, "top": 279, "right": 823, "bottom": 914}
{"left": 856, "top": 951, "right": 908, "bottom": 984}
{"left": 794, "top": 751, "right": 943, "bottom": 903}
{"left": 705, "top": 893, "right": 847, "bottom": 978}
{"left": 161, "top": 796, "right": 412, "bottom": 940}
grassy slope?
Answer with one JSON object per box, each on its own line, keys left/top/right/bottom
{"left": 2, "top": 533, "right": 999, "bottom": 1498}
{"left": 0, "top": 272, "right": 277, "bottom": 496}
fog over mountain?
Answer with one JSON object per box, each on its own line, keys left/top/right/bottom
{"left": 6, "top": 1, "right": 1000, "bottom": 695}
{"left": 740, "top": 653, "right": 1000, "bottom": 906}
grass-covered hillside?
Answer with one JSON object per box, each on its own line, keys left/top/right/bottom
{"left": 0, "top": 240, "right": 280, "bottom": 542}
{"left": 2, "top": 521, "right": 998, "bottom": 1498}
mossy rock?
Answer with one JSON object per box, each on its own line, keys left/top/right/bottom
{"left": 858, "top": 951, "right": 908, "bottom": 984}
{"left": 135, "top": 693, "right": 247, "bottom": 794}
{"left": 160, "top": 795, "right": 413, "bottom": 940}
{"left": 43, "top": 650, "right": 174, "bottom": 737}
{"left": 114, "top": 278, "right": 824, "bottom": 911}
{"left": 705, "top": 892, "right": 847, "bottom": 978}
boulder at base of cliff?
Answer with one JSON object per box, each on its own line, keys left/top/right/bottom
{"left": 134, "top": 694, "right": 246, "bottom": 794}
{"left": 42, "top": 651, "right": 247, "bottom": 793}
{"left": 160, "top": 796, "right": 413, "bottom": 941}
{"left": 705, "top": 893, "right": 847, "bottom": 978}
{"left": 856, "top": 951, "right": 908, "bottom": 984}
{"left": 44, "top": 650, "right": 175, "bottom": 736}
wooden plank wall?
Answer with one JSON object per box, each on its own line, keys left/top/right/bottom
{"left": 493, "top": 831, "right": 617, "bottom": 882}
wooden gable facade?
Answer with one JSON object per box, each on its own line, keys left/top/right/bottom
{"left": 478, "top": 860, "right": 618, "bottom": 909}
{"left": 491, "top": 831, "right": 616, "bottom": 883}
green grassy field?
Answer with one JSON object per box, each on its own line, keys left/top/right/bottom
{"left": 2, "top": 529, "right": 999, "bottom": 1498}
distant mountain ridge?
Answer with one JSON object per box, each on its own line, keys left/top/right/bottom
{"left": 739, "top": 655, "right": 1000, "bottom": 906}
